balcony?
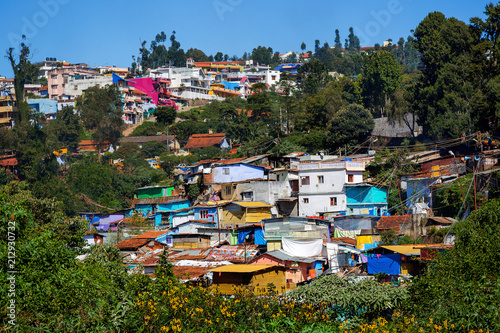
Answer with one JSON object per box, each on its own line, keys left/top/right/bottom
{"left": 0, "top": 106, "right": 15, "bottom": 113}
{"left": 298, "top": 161, "right": 364, "bottom": 171}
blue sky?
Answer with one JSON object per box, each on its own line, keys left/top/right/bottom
{"left": 0, "top": 0, "right": 494, "bottom": 77}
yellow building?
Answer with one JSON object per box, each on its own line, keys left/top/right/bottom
{"left": 210, "top": 83, "right": 241, "bottom": 98}
{"left": 210, "top": 264, "right": 289, "bottom": 295}
{"left": 221, "top": 201, "right": 272, "bottom": 227}
{"left": 0, "top": 95, "right": 18, "bottom": 128}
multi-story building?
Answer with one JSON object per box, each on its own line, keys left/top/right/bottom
{"left": 297, "top": 160, "right": 364, "bottom": 217}
{"left": 47, "top": 66, "right": 97, "bottom": 100}
{"left": 0, "top": 95, "right": 17, "bottom": 128}
{"left": 65, "top": 74, "right": 113, "bottom": 98}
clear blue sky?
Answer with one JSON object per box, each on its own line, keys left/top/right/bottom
{"left": 0, "top": 0, "right": 494, "bottom": 77}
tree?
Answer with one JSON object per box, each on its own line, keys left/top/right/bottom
{"left": 297, "top": 58, "right": 330, "bottom": 95}
{"left": 251, "top": 46, "right": 273, "bottom": 65}
{"left": 301, "top": 42, "right": 306, "bottom": 54}
{"left": 154, "top": 106, "right": 177, "bottom": 128}
{"left": 334, "top": 29, "right": 342, "bottom": 49}
{"left": 214, "top": 52, "right": 224, "bottom": 62}
{"left": 363, "top": 50, "right": 403, "bottom": 117}
{"left": 186, "top": 48, "right": 209, "bottom": 62}
{"left": 50, "top": 106, "right": 82, "bottom": 151}
{"left": 407, "top": 198, "right": 500, "bottom": 330}
{"left": 6, "top": 35, "right": 34, "bottom": 124}
{"left": 347, "top": 27, "right": 361, "bottom": 53}
{"left": 379, "top": 229, "right": 397, "bottom": 245}
{"left": 77, "top": 85, "right": 123, "bottom": 157}
{"left": 325, "top": 104, "right": 374, "bottom": 151}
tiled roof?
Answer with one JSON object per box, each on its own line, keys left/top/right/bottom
{"left": 214, "top": 157, "right": 246, "bottom": 165}
{"left": 115, "top": 238, "right": 152, "bottom": 250}
{"left": 78, "top": 140, "right": 110, "bottom": 151}
{"left": 331, "top": 237, "right": 356, "bottom": 246}
{"left": 184, "top": 133, "right": 226, "bottom": 149}
{"left": 191, "top": 158, "right": 220, "bottom": 167}
{"left": 376, "top": 215, "right": 410, "bottom": 233}
{"left": 0, "top": 155, "right": 17, "bottom": 166}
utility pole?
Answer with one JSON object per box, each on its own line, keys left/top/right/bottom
{"left": 473, "top": 156, "right": 478, "bottom": 211}
{"left": 449, "top": 151, "right": 464, "bottom": 204}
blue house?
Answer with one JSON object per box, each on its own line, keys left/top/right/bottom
{"left": 212, "top": 163, "right": 266, "bottom": 183}
{"left": 345, "top": 183, "right": 388, "bottom": 216}
{"left": 154, "top": 199, "right": 191, "bottom": 228}
{"left": 194, "top": 204, "right": 219, "bottom": 224}
{"left": 28, "top": 99, "right": 58, "bottom": 117}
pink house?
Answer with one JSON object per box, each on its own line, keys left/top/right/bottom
{"left": 47, "top": 66, "right": 97, "bottom": 100}
{"left": 251, "top": 250, "right": 325, "bottom": 284}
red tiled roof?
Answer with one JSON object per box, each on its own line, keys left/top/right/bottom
{"left": 184, "top": 133, "right": 226, "bottom": 149}
{"left": 191, "top": 158, "right": 220, "bottom": 166}
{"left": 173, "top": 266, "right": 210, "bottom": 280}
{"left": 78, "top": 140, "right": 110, "bottom": 151}
{"left": 0, "top": 155, "right": 17, "bottom": 166}
{"left": 115, "top": 238, "right": 152, "bottom": 250}
{"left": 331, "top": 237, "right": 356, "bottom": 246}
{"left": 214, "top": 157, "right": 246, "bottom": 165}
{"left": 376, "top": 215, "right": 410, "bottom": 233}
{"left": 133, "top": 231, "right": 169, "bottom": 239}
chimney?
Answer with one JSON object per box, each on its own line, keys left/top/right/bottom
{"left": 208, "top": 129, "right": 213, "bottom": 134}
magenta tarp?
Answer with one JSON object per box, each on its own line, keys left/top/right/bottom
{"left": 128, "top": 77, "right": 158, "bottom": 105}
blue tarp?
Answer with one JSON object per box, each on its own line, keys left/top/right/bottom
{"left": 254, "top": 228, "right": 267, "bottom": 245}
{"left": 367, "top": 253, "right": 401, "bottom": 275}
{"left": 237, "top": 229, "right": 252, "bottom": 245}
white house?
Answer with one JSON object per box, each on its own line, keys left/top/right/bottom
{"left": 297, "top": 160, "right": 364, "bottom": 217}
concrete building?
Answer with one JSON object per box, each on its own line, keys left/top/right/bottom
{"left": 47, "top": 66, "right": 97, "bottom": 100}
{"left": 0, "top": 94, "right": 17, "bottom": 128}
{"left": 297, "top": 160, "right": 364, "bottom": 217}
{"left": 65, "top": 74, "right": 113, "bottom": 98}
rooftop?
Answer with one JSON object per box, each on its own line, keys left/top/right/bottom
{"left": 184, "top": 133, "right": 226, "bottom": 149}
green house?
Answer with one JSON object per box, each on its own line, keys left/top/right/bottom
{"left": 135, "top": 186, "right": 175, "bottom": 199}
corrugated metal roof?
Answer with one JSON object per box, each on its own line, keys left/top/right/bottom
{"left": 232, "top": 201, "right": 273, "bottom": 208}
{"left": 133, "top": 231, "right": 169, "bottom": 239}
{"left": 210, "top": 264, "right": 285, "bottom": 273}
{"left": 261, "top": 250, "right": 318, "bottom": 263}
{"left": 380, "top": 245, "right": 421, "bottom": 255}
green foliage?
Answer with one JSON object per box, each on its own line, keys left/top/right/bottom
{"left": 397, "top": 234, "right": 415, "bottom": 245}
{"left": 154, "top": 106, "right": 177, "bottom": 127}
{"left": 130, "top": 121, "right": 162, "bottom": 136}
{"left": 77, "top": 85, "right": 124, "bottom": 150}
{"left": 325, "top": 104, "right": 374, "bottom": 151}
{"left": 407, "top": 198, "right": 500, "bottom": 330}
{"left": 140, "top": 140, "right": 168, "bottom": 158}
{"left": 380, "top": 229, "right": 398, "bottom": 246}
{"left": 288, "top": 274, "right": 409, "bottom": 322}
{"left": 48, "top": 106, "right": 82, "bottom": 150}
{"left": 433, "top": 174, "right": 476, "bottom": 218}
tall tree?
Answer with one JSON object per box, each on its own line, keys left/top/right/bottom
{"left": 297, "top": 58, "right": 331, "bottom": 95}
{"left": 77, "top": 85, "right": 123, "bottom": 158}
{"left": 363, "top": 50, "right": 403, "bottom": 117}
{"left": 50, "top": 106, "right": 82, "bottom": 151}
{"left": 334, "top": 29, "right": 342, "bottom": 49}
{"left": 347, "top": 27, "right": 361, "bottom": 53}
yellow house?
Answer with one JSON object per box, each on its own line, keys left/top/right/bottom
{"left": 210, "top": 264, "right": 289, "bottom": 295}
{"left": 221, "top": 201, "right": 272, "bottom": 227}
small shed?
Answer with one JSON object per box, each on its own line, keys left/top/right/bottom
{"left": 171, "top": 233, "right": 211, "bottom": 249}
{"left": 210, "top": 264, "right": 289, "bottom": 295}
{"left": 221, "top": 201, "right": 272, "bottom": 227}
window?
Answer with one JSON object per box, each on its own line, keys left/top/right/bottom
{"left": 200, "top": 210, "right": 209, "bottom": 219}
{"left": 300, "top": 176, "right": 310, "bottom": 185}
{"left": 51, "top": 75, "right": 57, "bottom": 79}
{"left": 225, "top": 186, "right": 231, "bottom": 196}
{"left": 223, "top": 168, "right": 230, "bottom": 175}
{"left": 348, "top": 174, "right": 354, "bottom": 183}
{"left": 276, "top": 174, "right": 280, "bottom": 181}
{"left": 317, "top": 175, "right": 324, "bottom": 184}
{"left": 271, "top": 75, "right": 276, "bottom": 80}
{"left": 51, "top": 85, "right": 58, "bottom": 89}
{"left": 330, "top": 197, "right": 337, "bottom": 206}
{"left": 303, "top": 198, "right": 309, "bottom": 204}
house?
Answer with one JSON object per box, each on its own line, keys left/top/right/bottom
{"left": 119, "top": 135, "right": 180, "bottom": 151}
{"left": 77, "top": 140, "right": 114, "bottom": 154}
{"left": 64, "top": 74, "right": 113, "bottom": 98}
{"left": 135, "top": 185, "right": 177, "bottom": 199}
{"left": 345, "top": 183, "right": 388, "bottom": 216}
{"left": 152, "top": 199, "right": 191, "bottom": 227}
{"left": 233, "top": 224, "right": 267, "bottom": 246}
{"left": 423, "top": 217, "right": 456, "bottom": 234}
{"left": 366, "top": 245, "right": 422, "bottom": 276}
{"left": 170, "top": 207, "right": 195, "bottom": 228}
{"left": 332, "top": 215, "right": 375, "bottom": 238}
{"left": 170, "top": 233, "right": 211, "bottom": 249}
{"left": 28, "top": 98, "right": 58, "bottom": 119}
{"left": 213, "top": 163, "right": 266, "bottom": 185}
{"left": 47, "top": 66, "right": 97, "bottom": 100}
{"left": 297, "top": 160, "right": 365, "bottom": 217}
{"left": 0, "top": 155, "right": 17, "bottom": 175}
{"left": 115, "top": 238, "right": 165, "bottom": 253}
{"left": 210, "top": 264, "right": 290, "bottom": 295}
{"left": 376, "top": 215, "right": 410, "bottom": 234}
{"left": 221, "top": 201, "right": 272, "bottom": 227}
{"left": 174, "top": 220, "right": 217, "bottom": 234}
{"left": 184, "top": 133, "right": 231, "bottom": 151}
{"left": 262, "top": 216, "right": 330, "bottom": 252}
{"left": 150, "top": 67, "right": 215, "bottom": 101}
{"left": 133, "top": 230, "right": 171, "bottom": 244}
{"left": 326, "top": 242, "right": 362, "bottom": 273}
{"left": 251, "top": 250, "right": 324, "bottom": 284}
{"left": 0, "top": 95, "right": 18, "bottom": 128}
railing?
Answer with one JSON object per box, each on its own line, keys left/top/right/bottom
{"left": 298, "top": 161, "right": 364, "bottom": 170}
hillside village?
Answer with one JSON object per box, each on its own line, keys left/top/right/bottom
{"left": 2, "top": 36, "right": 500, "bottom": 292}
{"left": 3, "top": 3, "right": 500, "bottom": 331}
